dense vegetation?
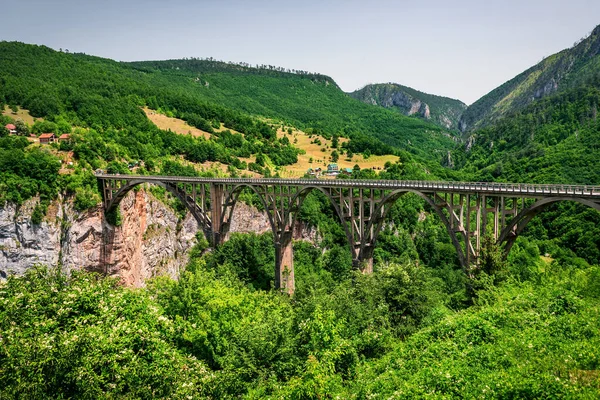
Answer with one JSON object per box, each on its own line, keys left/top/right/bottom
{"left": 2, "top": 27, "right": 600, "bottom": 397}
{"left": 349, "top": 83, "right": 467, "bottom": 131}
{"left": 1, "top": 234, "right": 598, "bottom": 398}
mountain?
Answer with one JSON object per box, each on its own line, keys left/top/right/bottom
{"left": 450, "top": 85, "right": 600, "bottom": 184}
{"left": 126, "top": 59, "right": 456, "bottom": 159}
{"left": 348, "top": 83, "right": 467, "bottom": 130}
{"left": 459, "top": 25, "right": 600, "bottom": 132}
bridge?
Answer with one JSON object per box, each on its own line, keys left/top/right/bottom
{"left": 97, "top": 174, "right": 600, "bottom": 293}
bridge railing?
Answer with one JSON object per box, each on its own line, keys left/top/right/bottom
{"left": 95, "top": 174, "right": 600, "bottom": 198}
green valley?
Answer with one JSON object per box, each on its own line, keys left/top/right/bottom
{"left": 2, "top": 19, "right": 600, "bottom": 399}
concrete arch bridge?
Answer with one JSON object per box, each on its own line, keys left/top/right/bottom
{"left": 97, "top": 174, "right": 600, "bottom": 293}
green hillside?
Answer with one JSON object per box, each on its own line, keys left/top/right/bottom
{"left": 0, "top": 41, "right": 460, "bottom": 213}
{"left": 349, "top": 83, "right": 467, "bottom": 130}
{"left": 451, "top": 85, "right": 600, "bottom": 185}
{"left": 126, "top": 58, "right": 456, "bottom": 158}
{"left": 2, "top": 238, "right": 599, "bottom": 398}
{"left": 459, "top": 24, "right": 600, "bottom": 132}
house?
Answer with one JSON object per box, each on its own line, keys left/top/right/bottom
{"left": 39, "top": 133, "right": 56, "bottom": 144}
{"left": 5, "top": 124, "right": 17, "bottom": 135}
{"left": 342, "top": 167, "right": 353, "bottom": 176}
{"left": 327, "top": 163, "right": 339, "bottom": 175}
{"left": 58, "top": 133, "right": 71, "bottom": 142}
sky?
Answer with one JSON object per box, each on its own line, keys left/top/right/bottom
{"left": 2, "top": 0, "right": 599, "bottom": 104}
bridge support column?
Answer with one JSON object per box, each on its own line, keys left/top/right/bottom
{"left": 275, "top": 233, "right": 295, "bottom": 295}
{"left": 210, "top": 184, "right": 224, "bottom": 247}
{"left": 353, "top": 245, "right": 374, "bottom": 274}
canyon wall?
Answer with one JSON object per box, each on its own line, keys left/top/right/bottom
{"left": 0, "top": 189, "right": 283, "bottom": 285}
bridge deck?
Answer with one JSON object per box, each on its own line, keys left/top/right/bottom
{"left": 95, "top": 174, "right": 600, "bottom": 199}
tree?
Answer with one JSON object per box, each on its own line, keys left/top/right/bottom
{"left": 331, "top": 150, "right": 339, "bottom": 163}
{"left": 14, "top": 120, "right": 29, "bottom": 136}
{"left": 331, "top": 135, "right": 339, "bottom": 149}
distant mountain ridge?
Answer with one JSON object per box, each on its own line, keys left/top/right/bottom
{"left": 459, "top": 24, "right": 600, "bottom": 132}
{"left": 348, "top": 83, "right": 467, "bottom": 130}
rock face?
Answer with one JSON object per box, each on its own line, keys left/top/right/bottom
{"left": 0, "top": 189, "right": 317, "bottom": 286}
{"left": 349, "top": 83, "right": 466, "bottom": 130}
{"left": 0, "top": 190, "right": 199, "bottom": 285}
{"left": 0, "top": 198, "right": 62, "bottom": 278}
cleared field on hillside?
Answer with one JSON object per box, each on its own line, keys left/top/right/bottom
{"left": 2, "top": 106, "right": 40, "bottom": 125}
{"left": 275, "top": 128, "right": 399, "bottom": 178}
{"left": 143, "top": 107, "right": 211, "bottom": 138}
{"left": 142, "top": 109, "right": 398, "bottom": 178}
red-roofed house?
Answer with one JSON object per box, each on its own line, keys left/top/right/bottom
{"left": 59, "top": 133, "right": 71, "bottom": 142}
{"left": 39, "top": 133, "right": 56, "bottom": 144}
{"left": 5, "top": 124, "right": 16, "bottom": 135}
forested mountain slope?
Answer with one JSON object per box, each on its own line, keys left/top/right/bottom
{"left": 460, "top": 24, "right": 600, "bottom": 132}
{"left": 349, "top": 83, "right": 467, "bottom": 130}
{"left": 126, "top": 58, "right": 456, "bottom": 158}
{"left": 450, "top": 85, "right": 600, "bottom": 184}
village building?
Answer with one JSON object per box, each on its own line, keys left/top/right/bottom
{"left": 38, "top": 133, "right": 56, "bottom": 144}
{"left": 5, "top": 124, "right": 17, "bottom": 135}
{"left": 58, "top": 133, "right": 71, "bottom": 142}
{"left": 326, "top": 163, "right": 339, "bottom": 175}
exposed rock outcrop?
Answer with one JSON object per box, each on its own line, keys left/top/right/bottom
{"left": 0, "top": 198, "right": 62, "bottom": 277}
{"left": 0, "top": 190, "right": 199, "bottom": 285}
{"left": 349, "top": 83, "right": 466, "bottom": 130}
{"left": 0, "top": 189, "right": 321, "bottom": 286}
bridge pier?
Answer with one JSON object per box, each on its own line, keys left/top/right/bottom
{"left": 353, "top": 257, "right": 373, "bottom": 274}
{"left": 275, "top": 234, "right": 295, "bottom": 294}
{"left": 210, "top": 184, "right": 224, "bottom": 247}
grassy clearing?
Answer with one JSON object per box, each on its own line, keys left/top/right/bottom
{"left": 141, "top": 110, "right": 397, "bottom": 178}
{"left": 2, "top": 105, "right": 40, "bottom": 125}
{"left": 142, "top": 107, "right": 211, "bottom": 138}
{"left": 276, "top": 127, "right": 399, "bottom": 178}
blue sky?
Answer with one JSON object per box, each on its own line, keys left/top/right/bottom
{"left": 2, "top": 0, "right": 599, "bottom": 104}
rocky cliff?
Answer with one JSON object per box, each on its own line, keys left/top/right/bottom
{"left": 0, "top": 189, "right": 285, "bottom": 286}
{"left": 349, "top": 83, "right": 466, "bottom": 130}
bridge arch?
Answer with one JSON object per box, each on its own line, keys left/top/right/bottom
{"left": 287, "top": 185, "right": 355, "bottom": 249}
{"left": 219, "top": 184, "right": 354, "bottom": 247}
{"left": 498, "top": 197, "right": 600, "bottom": 255}
{"left": 218, "top": 183, "right": 276, "bottom": 242}
{"left": 363, "top": 189, "right": 467, "bottom": 268}
{"left": 105, "top": 179, "right": 212, "bottom": 237}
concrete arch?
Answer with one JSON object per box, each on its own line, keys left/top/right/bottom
{"left": 219, "top": 183, "right": 276, "bottom": 242}
{"left": 365, "top": 189, "right": 467, "bottom": 268}
{"left": 105, "top": 179, "right": 210, "bottom": 233}
{"left": 287, "top": 185, "right": 355, "bottom": 253}
{"left": 498, "top": 197, "right": 600, "bottom": 255}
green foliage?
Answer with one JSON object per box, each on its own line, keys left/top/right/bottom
{"left": 348, "top": 263, "right": 600, "bottom": 398}
{"left": 0, "top": 141, "right": 61, "bottom": 204}
{"left": 1, "top": 240, "right": 599, "bottom": 398}
{"left": 204, "top": 232, "right": 275, "bottom": 290}
{"left": 30, "top": 202, "right": 45, "bottom": 225}
{"left": 0, "top": 267, "right": 215, "bottom": 398}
